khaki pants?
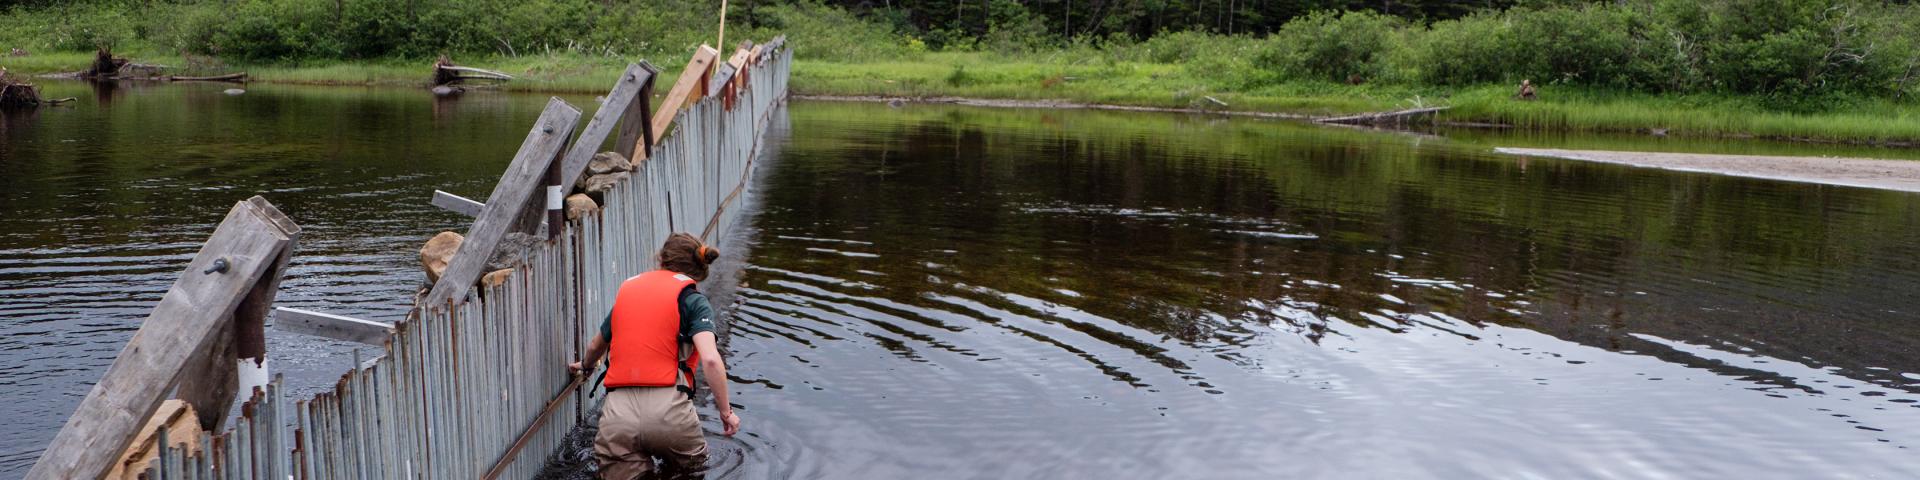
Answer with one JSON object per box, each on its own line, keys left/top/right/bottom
{"left": 595, "top": 386, "right": 709, "bottom": 479}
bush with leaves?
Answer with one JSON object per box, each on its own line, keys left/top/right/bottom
{"left": 1257, "top": 10, "right": 1404, "bottom": 83}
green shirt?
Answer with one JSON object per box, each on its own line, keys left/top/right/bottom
{"left": 600, "top": 286, "right": 716, "bottom": 341}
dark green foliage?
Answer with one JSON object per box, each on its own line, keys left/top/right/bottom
{"left": 748, "top": 2, "right": 923, "bottom": 61}
{"left": 1258, "top": 10, "right": 1403, "bottom": 83}
{"left": 1, "top": 0, "right": 1917, "bottom": 105}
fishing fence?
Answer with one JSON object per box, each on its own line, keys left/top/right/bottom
{"left": 134, "top": 42, "right": 790, "bottom": 480}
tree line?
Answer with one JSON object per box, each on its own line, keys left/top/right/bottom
{"left": 2, "top": 0, "right": 1916, "bottom": 107}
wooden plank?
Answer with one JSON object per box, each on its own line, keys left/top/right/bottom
{"left": 173, "top": 197, "right": 299, "bottom": 432}
{"left": 105, "top": 400, "right": 202, "bottom": 480}
{"left": 635, "top": 71, "right": 658, "bottom": 156}
{"left": 27, "top": 197, "right": 299, "bottom": 480}
{"left": 707, "top": 47, "right": 751, "bottom": 97}
{"left": 234, "top": 195, "right": 300, "bottom": 361}
{"left": 649, "top": 46, "right": 719, "bottom": 146}
{"left": 273, "top": 307, "right": 394, "bottom": 345}
{"left": 757, "top": 36, "right": 786, "bottom": 62}
{"left": 431, "top": 190, "right": 483, "bottom": 217}
{"left": 572, "top": 63, "right": 655, "bottom": 184}
{"left": 423, "top": 98, "right": 581, "bottom": 306}
{"left": 614, "top": 63, "right": 661, "bottom": 161}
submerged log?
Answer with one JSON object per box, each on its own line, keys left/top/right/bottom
{"left": 169, "top": 72, "right": 247, "bottom": 83}
{"left": 1316, "top": 107, "right": 1451, "bottom": 126}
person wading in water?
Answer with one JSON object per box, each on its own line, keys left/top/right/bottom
{"left": 569, "top": 232, "right": 741, "bottom": 478}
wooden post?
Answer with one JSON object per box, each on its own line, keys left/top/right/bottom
{"left": 637, "top": 68, "right": 658, "bottom": 153}
{"left": 172, "top": 197, "right": 299, "bottom": 432}
{"left": 27, "top": 196, "right": 300, "bottom": 480}
{"left": 543, "top": 152, "right": 565, "bottom": 239}
{"left": 565, "top": 63, "right": 657, "bottom": 234}
{"left": 716, "top": 0, "right": 729, "bottom": 53}
{"left": 710, "top": 46, "right": 752, "bottom": 111}
{"left": 423, "top": 98, "right": 581, "bottom": 306}
{"left": 613, "top": 63, "right": 661, "bottom": 162}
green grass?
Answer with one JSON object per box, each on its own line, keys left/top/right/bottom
{"left": 1, "top": 52, "right": 685, "bottom": 94}
{"left": 6, "top": 49, "right": 1919, "bottom": 144}
{"left": 791, "top": 52, "right": 1920, "bottom": 144}
{"left": 1442, "top": 86, "right": 1920, "bottom": 144}
{"left": 791, "top": 52, "right": 1408, "bottom": 116}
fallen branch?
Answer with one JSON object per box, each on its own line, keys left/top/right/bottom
{"left": 1316, "top": 107, "right": 1451, "bottom": 126}
{"left": 169, "top": 72, "right": 248, "bottom": 83}
{"left": 432, "top": 55, "right": 513, "bottom": 86}
{"left": 439, "top": 65, "right": 514, "bottom": 80}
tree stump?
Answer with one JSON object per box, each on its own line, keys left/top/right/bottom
{"left": 0, "top": 70, "right": 43, "bottom": 108}
{"left": 87, "top": 47, "right": 130, "bottom": 79}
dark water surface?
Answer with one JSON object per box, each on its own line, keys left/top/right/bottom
{"left": 4, "top": 83, "right": 1920, "bottom": 478}
{"left": 0, "top": 80, "right": 602, "bottom": 475}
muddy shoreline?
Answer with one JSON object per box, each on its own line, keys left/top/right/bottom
{"left": 1497, "top": 147, "right": 1920, "bottom": 193}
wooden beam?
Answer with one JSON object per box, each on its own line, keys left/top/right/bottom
{"left": 232, "top": 195, "right": 299, "bottom": 361}
{"left": 272, "top": 307, "right": 394, "bottom": 345}
{"left": 707, "top": 47, "right": 751, "bottom": 97}
{"left": 27, "top": 196, "right": 299, "bottom": 480}
{"left": 757, "top": 36, "right": 786, "bottom": 62}
{"left": 577, "top": 63, "right": 653, "bottom": 176}
{"left": 174, "top": 195, "right": 300, "bottom": 431}
{"left": 648, "top": 45, "right": 719, "bottom": 148}
{"left": 431, "top": 190, "right": 483, "bottom": 217}
{"left": 423, "top": 98, "right": 580, "bottom": 306}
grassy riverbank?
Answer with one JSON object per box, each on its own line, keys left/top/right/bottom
{"left": 7, "top": 49, "right": 1920, "bottom": 144}
{"left": 7, "top": 0, "right": 1920, "bottom": 144}
{"left": 792, "top": 53, "right": 1920, "bottom": 144}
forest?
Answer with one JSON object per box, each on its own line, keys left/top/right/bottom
{"left": 3, "top": 0, "right": 1918, "bottom": 139}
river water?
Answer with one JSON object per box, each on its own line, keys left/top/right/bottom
{"left": 3, "top": 82, "right": 1919, "bottom": 478}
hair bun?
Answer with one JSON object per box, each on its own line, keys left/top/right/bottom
{"left": 697, "top": 244, "right": 719, "bottom": 265}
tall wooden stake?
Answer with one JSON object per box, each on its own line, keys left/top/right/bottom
{"left": 717, "top": 0, "right": 729, "bottom": 51}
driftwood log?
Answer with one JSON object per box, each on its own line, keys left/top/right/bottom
{"left": 170, "top": 72, "right": 248, "bottom": 83}
{"left": 432, "top": 55, "right": 513, "bottom": 86}
{"left": 1317, "top": 107, "right": 1452, "bottom": 126}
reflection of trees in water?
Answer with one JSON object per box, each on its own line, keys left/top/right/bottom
{"left": 0, "top": 106, "right": 37, "bottom": 162}
{"left": 432, "top": 94, "right": 462, "bottom": 123}
{"left": 90, "top": 79, "right": 121, "bottom": 106}
{"left": 763, "top": 102, "right": 1920, "bottom": 394}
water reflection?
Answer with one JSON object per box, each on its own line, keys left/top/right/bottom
{"left": 0, "top": 80, "right": 602, "bottom": 475}
{"left": 719, "top": 101, "right": 1920, "bottom": 477}
{"left": 3, "top": 88, "right": 1918, "bottom": 478}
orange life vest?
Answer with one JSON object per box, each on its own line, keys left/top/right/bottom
{"left": 605, "top": 270, "right": 700, "bottom": 391}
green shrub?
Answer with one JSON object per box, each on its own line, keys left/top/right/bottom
{"left": 1405, "top": 13, "right": 1511, "bottom": 86}
{"left": 749, "top": 2, "right": 919, "bottom": 62}
{"left": 1258, "top": 11, "right": 1404, "bottom": 83}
